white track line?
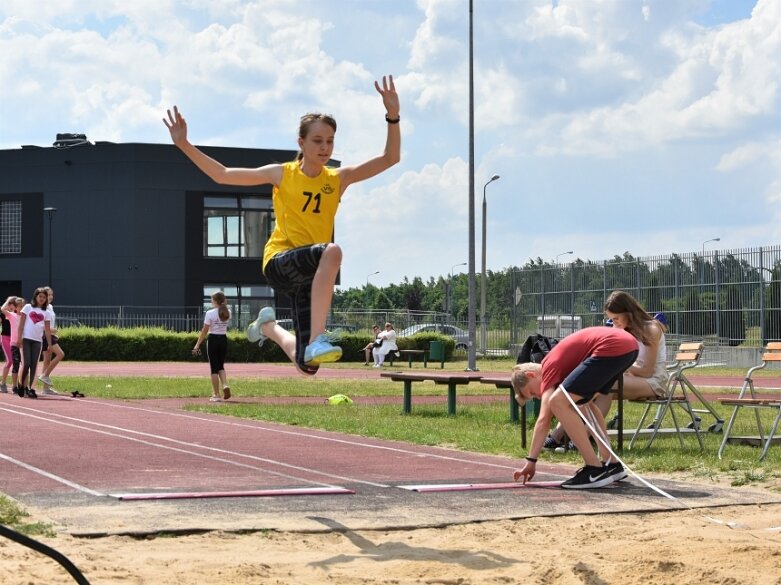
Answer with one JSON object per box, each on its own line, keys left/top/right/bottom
{"left": 0, "top": 405, "right": 388, "bottom": 489}
{"left": 59, "top": 398, "right": 522, "bottom": 472}
{"left": 0, "top": 452, "right": 105, "bottom": 497}
{"left": 0, "top": 408, "right": 390, "bottom": 487}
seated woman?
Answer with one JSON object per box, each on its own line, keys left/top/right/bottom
{"left": 361, "top": 325, "right": 382, "bottom": 366}
{"left": 594, "top": 290, "right": 668, "bottom": 419}
{"left": 372, "top": 322, "right": 398, "bottom": 368}
{"left": 544, "top": 290, "right": 667, "bottom": 451}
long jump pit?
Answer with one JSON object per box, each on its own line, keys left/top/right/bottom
{"left": 1, "top": 395, "right": 780, "bottom": 537}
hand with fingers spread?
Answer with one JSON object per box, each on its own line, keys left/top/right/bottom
{"left": 374, "top": 75, "right": 400, "bottom": 120}
{"left": 163, "top": 105, "right": 188, "bottom": 147}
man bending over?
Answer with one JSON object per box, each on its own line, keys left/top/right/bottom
{"left": 511, "top": 326, "right": 638, "bottom": 489}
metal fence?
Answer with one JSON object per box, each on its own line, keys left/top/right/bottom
{"left": 55, "top": 306, "right": 205, "bottom": 332}
{"left": 504, "top": 245, "right": 781, "bottom": 365}
{"left": 55, "top": 305, "right": 453, "bottom": 337}
{"left": 55, "top": 245, "right": 781, "bottom": 366}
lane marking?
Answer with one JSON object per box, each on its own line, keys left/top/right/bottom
{"left": 111, "top": 487, "right": 355, "bottom": 501}
{"left": 0, "top": 405, "right": 389, "bottom": 488}
{"left": 397, "top": 481, "right": 563, "bottom": 492}
{"left": 58, "top": 398, "right": 520, "bottom": 472}
{"left": 0, "top": 452, "right": 106, "bottom": 497}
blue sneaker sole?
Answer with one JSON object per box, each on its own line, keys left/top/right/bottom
{"left": 304, "top": 347, "right": 343, "bottom": 366}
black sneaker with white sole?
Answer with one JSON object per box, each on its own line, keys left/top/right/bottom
{"left": 543, "top": 435, "right": 564, "bottom": 450}
{"left": 603, "top": 461, "right": 628, "bottom": 482}
{"left": 560, "top": 465, "right": 616, "bottom": 489}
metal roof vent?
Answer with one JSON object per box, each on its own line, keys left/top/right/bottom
{"left": 53, "top": 133, "right": 91, "bottom": 148}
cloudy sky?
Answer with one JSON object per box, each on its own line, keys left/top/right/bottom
{"left": 1, "top": 0, "right": 778, "bottom": 290}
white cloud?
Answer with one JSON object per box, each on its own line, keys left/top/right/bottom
{"left": 533, "top": 0, "right": 781, "bottom": 156}
{"left": 336, "top": 157, "right": 470, "bottom": 285}
{"left": 715, "top": 141, "right": 765, "bottom": 171}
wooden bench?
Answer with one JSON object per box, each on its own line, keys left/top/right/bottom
{"left": 379, "top": 371, "right": 482, "bottom": 415}
{"left": 387, "top": 349, "right": 428, "bottom": 368}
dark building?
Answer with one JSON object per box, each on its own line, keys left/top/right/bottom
{"left": 0, "top": 139, "right": 303, "bottom": 327}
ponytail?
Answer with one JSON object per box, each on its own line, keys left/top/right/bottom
{"left": 211, "top": 292, "right": 231, "bottom": 322}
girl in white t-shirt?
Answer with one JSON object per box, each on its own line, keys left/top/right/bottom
{"left": 16, "top": 288, "right": 52, "bottom": 399}
{"left": 193, "top": 291, "right": 232, "bottom": 402}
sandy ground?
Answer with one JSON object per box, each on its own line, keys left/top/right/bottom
{"left": 2, "top": 482, "right": 781, "bottom": 585}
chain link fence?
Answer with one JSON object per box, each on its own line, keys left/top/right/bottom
{"left": 506, "top": 245, "right": 781, "bottom": 366}
{"left": 55, "top": 245, "right": 781, "bottom": 367}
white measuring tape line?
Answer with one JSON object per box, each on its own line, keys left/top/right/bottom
{"left": 555, "top": 383, "right": 779, "bottom": 534}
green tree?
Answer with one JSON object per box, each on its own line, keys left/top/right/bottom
{"left": 720, "top": 285, "right": 745, "bottom": 346}
{"left": 680, "top": 288, "right": 702, "bottom": 336}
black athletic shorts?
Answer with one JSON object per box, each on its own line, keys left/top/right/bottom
{"left": 560, "top": 350, "right": 638, "bottom": 405}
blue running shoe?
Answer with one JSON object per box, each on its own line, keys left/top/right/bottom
{"left": 247, "top": 307, "right": 276, "bottom": 345}
{"left": 303, "top": 333, "right": 343, "bottom": 366}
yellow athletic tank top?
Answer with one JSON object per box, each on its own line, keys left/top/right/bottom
{"left": 262, "top": 161, "right": 341, "bottom": 270}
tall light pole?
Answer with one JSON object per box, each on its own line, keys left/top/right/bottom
{"left": 701, "top": 237, "right": 720, "bottom": 289}
{"left": 43, "top": 207, "right": 57, "bottom": 286}
{"left": 553, "top": 251, "right": 573, "bottom": 264}
{"left": 466, "top": 0, "right": 478, "bottom": 371}
{"left": 450, "top": 262, "right": 467, "bottom": 322}
{"left": 480, "top": 174, "right": 500, "bottom": 355}
{"left": 366, "top": 271, "right": 380, "bottom": 287}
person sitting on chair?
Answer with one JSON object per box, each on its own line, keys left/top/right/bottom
{"left": 372, "top": 322, "right": 398, "bottom": 368}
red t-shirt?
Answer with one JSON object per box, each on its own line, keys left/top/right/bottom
{"left": 541, "top": 327, "right": 639, "bottom": 393}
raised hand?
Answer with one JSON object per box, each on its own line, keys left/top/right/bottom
{"left": 163, "top": 105, "right": 188, "bottom": 146}
{"left": 374, "top": 75, "right": 399, "bottom": 119}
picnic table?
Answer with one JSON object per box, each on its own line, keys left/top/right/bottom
{"left": 379, "top": 371, "right": 483, "bottom": 415}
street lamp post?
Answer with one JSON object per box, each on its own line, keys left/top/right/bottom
{"left": 553, "top": 251, "right": 573, "bottom": 264}
{"left": 450, "top": 262, "right": 467, "bottom": 322}
{"left": 43, "top": 207, "right": 57, "bottom": 286}
{"left": 701, "top": 237, "right": 720, "bottom": 290}
{"left": 366, "top": 271, "right": 380, "bottom": 287}
{"left": 480, "top": 175, "right": 500, "bottom": 355}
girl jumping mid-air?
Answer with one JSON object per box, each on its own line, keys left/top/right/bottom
{"left": 164, "top": 76, "right": 400, "bottom": 375}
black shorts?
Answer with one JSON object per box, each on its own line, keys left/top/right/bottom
{"left": 42, "top": 334, "right": 59, "bottom": 351}
{"left": 561, "top": 350, "right": 638, "bottom": 405}
{"left": 11, "top": 345, "right": 21, "bottom": 373}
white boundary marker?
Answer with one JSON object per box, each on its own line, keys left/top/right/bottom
{"left": 0, "top": 452, "right": 105, "bottom": 497}
{"left": 37, "top": 398, "right": 523, "bottom": 471}
{"left": 0, "top": 405, "right": 379, "bottom": 491}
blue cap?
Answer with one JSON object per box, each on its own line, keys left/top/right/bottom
{"left": 654, "top": 312, "right": 668, "bottom": 326}
{"left": 604, "top": 318, "right": 613, "bottom": 327}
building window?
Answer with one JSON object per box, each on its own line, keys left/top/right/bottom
{"left": 203, "top": 284, "right": 275, "bottom": 330}
{"left": 203, "top": 195, "right": 274, "bottom": 258}
{"left": 0, "top": 201, "right": 22, "bottom": 255}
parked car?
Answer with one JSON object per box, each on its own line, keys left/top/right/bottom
{"left": 399, "top": 323, "right": 469, "bottom": 351}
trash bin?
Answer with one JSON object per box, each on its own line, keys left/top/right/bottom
{"left": 428, "top": 341, "right": 445, "bottom": 369}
